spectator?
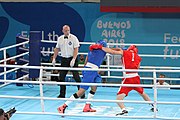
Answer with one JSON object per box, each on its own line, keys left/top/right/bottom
{"left": 78, "top": 54, "right": 85, "bottom": 66}
{"left": 157, "top": 74, "right": 170, "bottom": 89}
{"left": 78, "top": 54, "right": 85, "bottom": 75}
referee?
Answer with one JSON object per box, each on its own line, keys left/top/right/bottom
{"left": 52, "top": 25, "right": 85, "bottom": 98}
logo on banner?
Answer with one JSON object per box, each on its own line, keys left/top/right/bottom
{"left": 91, "top": 13, "right": 132, "bottom": 65}
{"left": 163, "top": 33, "right": 180, "bottom": 60}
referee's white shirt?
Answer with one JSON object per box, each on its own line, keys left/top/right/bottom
{"left": 56, "top": 34, "right": 80, "bottom": 58}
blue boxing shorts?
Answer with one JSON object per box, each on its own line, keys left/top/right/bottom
{"left": 80, "top": 66, "right": 102, "bottom": 90}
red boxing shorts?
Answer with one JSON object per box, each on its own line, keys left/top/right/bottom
{"left": 117, "top": 76, "right": 144, "bottom": 96}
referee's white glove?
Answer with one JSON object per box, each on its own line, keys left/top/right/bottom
{"left": 52, "top": 59, "right": 56, "bottom": 67}
{"left": 70, "top": 58, "right": 75, "bottom": 67}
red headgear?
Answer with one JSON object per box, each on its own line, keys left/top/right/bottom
{"left": 127, "top": 45, "right": 138, "bottom": 53}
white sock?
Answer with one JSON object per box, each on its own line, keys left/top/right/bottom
{"left": 86, "top": 93, "right": 94, "bottom": 104}
{"left": 122, "top": 108, "right": 126, "bottom": 111}
{"left": 65, "top": 95, "right": 76, "bottom": 106}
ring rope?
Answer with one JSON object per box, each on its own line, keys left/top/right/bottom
{"left": 0, "top": 40, "right": 180, "bottom": 119}
{"left": 41, "top": 40, "right": 180, "bottom": 47}
{"left": 41, "top": 51, "right": 180, "bottom": 58}
{"left": 41, "top": 62, "right": 180, "bottom": 69}
{"left": 1, "top": 64, "right": 180, "bottom": 73}
{"left": 0, "top": 41, "right": 29, "bottom": 51}
{"left": 0, "top": 80, "right": 180, "bottom": 88}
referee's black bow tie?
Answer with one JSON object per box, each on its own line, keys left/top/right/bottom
{"left": 64, "top": 36, "right": 68, "bottom": 39}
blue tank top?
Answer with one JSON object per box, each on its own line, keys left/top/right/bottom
{"left": 87, "top": 49, "right": 106, "bottom": 67}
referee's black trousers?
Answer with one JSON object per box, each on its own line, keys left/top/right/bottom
{"left": 58, "top": 57, "right": 85, "bottom": 98}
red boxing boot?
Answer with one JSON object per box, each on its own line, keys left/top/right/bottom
{"left": 83, "top": 104, "right": 96, "bottom": 112}
{"left": 57, "top": 104, "right": 67, "bottom": 114}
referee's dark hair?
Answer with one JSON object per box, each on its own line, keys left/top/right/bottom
{"left": 0, "top": 108, "right": 4, "bottom": 116}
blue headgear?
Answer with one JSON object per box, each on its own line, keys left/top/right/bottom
{"left": 122, "top": 47, "right": 127, "bottom": 50}
{"left": 96, "top": 40, "right": 107, "bottom": 47}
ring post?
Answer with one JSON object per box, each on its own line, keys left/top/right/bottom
{"left": 107, "top": 44, "right": 110, "bottom": 79}
{"left": 39, "top": 67, "right": 45, "bottom": 112}
{"left": 29, "top": 31, "right": 41, "bottom": 79}
{"left": 153, "top": 70, "right": 157, "bottom": 118}
{"left": 16, "top": 34, "right": 29, "bottom": 86}
{"left": 3, "top": 49, "right": 7, "bottom": 84}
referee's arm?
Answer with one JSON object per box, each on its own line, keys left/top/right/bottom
{"left": 53, "top": 48, "right": 60, "bottom": 60}
{"left": 73, "top": 36, "right": 80, "bottom": 60}
{"left": 73, "top": 47, "right": 78, "bottom": 60}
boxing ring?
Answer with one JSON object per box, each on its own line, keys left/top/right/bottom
{"left": 0, "top": 34, "right": 180, "bottom": 120}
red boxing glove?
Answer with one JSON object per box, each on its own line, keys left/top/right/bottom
{"left": 89, "top": 44, "right": 103, "bottom": 51}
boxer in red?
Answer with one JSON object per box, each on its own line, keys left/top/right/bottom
{"left": 90, "top": 44, "right": 157, "bottom": 116}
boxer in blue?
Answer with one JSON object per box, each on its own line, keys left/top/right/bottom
{"left": 57, "top": 40, "right": 107, "bottom": 114}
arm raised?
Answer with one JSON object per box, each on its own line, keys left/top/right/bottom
{"left": 102, "top": 47, "right": 123, "bottom": 55}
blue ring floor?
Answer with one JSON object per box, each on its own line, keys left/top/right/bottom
{"left": 0, "top": 84, "right": 180, "bottom": 120}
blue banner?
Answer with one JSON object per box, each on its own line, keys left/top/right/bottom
{"left": 0, "top": 2, "right": 180, "bottom": 68}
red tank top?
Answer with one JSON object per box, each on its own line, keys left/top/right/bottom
{"left": 122, "top": 50, "right": 141, "bottom": 73}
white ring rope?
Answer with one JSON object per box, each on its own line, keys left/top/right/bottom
{"left": 12, "top": 111, "right": 180, "bottom": 120}
{"left": 0, "top": 63, "right": 28, "bottom": 76}
{"left": 42, "top": 73, "right": 180, "bottom": 81}
{"left": 0, "top": 41, "right": 29, "bottom": 52}
{"left": 41, "top": 40, "right": 180, "bottom": 58}
{"left": 0, "top": 40, "right": 180, "bottom": 119}
{"left": 0, "top": 40, "right": 29, "bottom": 88}
{"left": 0, "top": 95, "right": 154, "bottom": 104}
{"left": 0, "top": 80, "right": 180, "bottom": 88}
{"left": 0, "top": 74, "right": 28, "bottom": 88}
{"left": 0, "top": 52, "right": 29, "bottom": 63}
{"left": 41, "top": 40, "right": 180, "bottom": 47}
{"left": 41, "top": 62, "right": 180, "bottom": 69}
{"left": 1, "top": 94, "right": 180, "bottom": 105}
{"left": 1, "top": 64, "right": 180, "bottom": 73}
{"left": 41, "top": 51, "right": 180, "bottom": 58}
